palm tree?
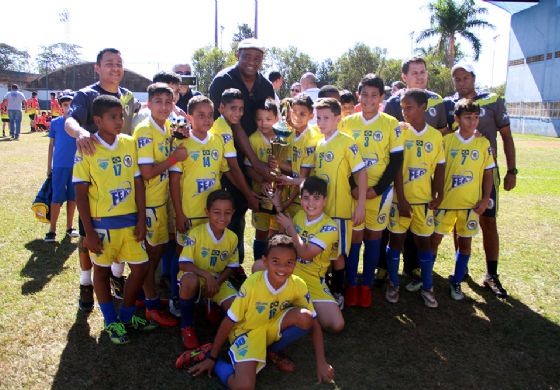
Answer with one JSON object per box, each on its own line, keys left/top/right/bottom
{"left": 417, "top": 0, "right": 494, "bottom": 67}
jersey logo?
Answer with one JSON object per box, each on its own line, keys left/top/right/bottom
{"left": 425, "top": 142, "right": 433, "bottom": 152}
{"left": 480, "top": 107, "right": 486, "bottom": 117}
{"left": 471, "top": 150, "right": 479, "bottom": 160}
{"left": 373, "top": 131, "right": 383, "bottom": 141}
{"left": 320, "top": 225, "right": 337, "bottom": 233}
{"left": 74, "top": 155, "right": 83, "bottom": 165}
{"left": 306, "top": 146, "right": 316, "bottom": 156}
{"left": 321, "top": 151, "right": 334, "bottom": 162}
{"left": 450, "top": 172, "right": 473, "bottom": 189}
{"left": 222, "top": 134, "right": 233, "bottom": 143}
{"left": 349, "top": 144, "right": 359, "bottom": 156}
{"left": 184, "top": 236, "right": 195, "bottom": 246}
{"left": 109, "top": 181, "right": 133, "bottom": 210}
{"left": 196, "top": 175, "right": 217, "bottom": 194}
{"left": 269, "top": 300, "right": 279, "bottom": 319}
{"left": 377, "top": 214, "right": 386, "bottom": 224}
{"left": 233, "top": 335, "right": 248, "bottom": 357}
{"left": 364, "top": 155, "right": 379, "bottom": 167}
{"left": 408, "top": 168, "right": 427, "bottom": 182}
{"left": 97, "top": 159, "right": 109, "bottom": 170}
{"left": 237, "top": 287, "right": 247, "bottom": 298}
{"left": 191, "top": 151, "right": 201, "bottom": 161}
{"left": 352, "top": 130, "right": 360, "bottom": 140}
{"left": 467, "top": 220, "right": 478, "bottom": 230}
{"left": 201, "top": 247, "right": 209, "bottom": 257}
{"left": 137, "top": 137, "right": 152, "bottom": 149}
{"left": 280, "top": 300, "right": 291, "bottom": 310}
{"left": 405, "top": 140, "right": 414, "bottom": 150}
{"left": 123, "top": 155, "right": 133, "bottom": 167}
{"left": 395, "top": 126, "right": 402, "bottom": 138}
{"left": 428, "top": 107, "right": 437, "bottom": 117}
{"left": 221, "top": 251, "right": 229, "bottom": 260}
{"left": 256, "top": 302, "right": 267, "bottom": 314}
{"left": 211, "top": 149, "right": 219, "bottom": 160}
{"left": 450, "top": 149, "right": 459, "bottom": 159}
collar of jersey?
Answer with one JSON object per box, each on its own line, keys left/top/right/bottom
{"left": 305, "top": 213, "right": 324, "bottom": 226}
{"left": 322, "top": 129, "right": 339, "bottom": 144}
{"left": 454, "top": 131, "right": 475, "bottom": 144}
{"left": 411, "top": 124, "right": 428, "bottom": 136}
{"left": 206, "top": 223, "right": 225, "bottom": 244}
{"left": 94, "top": 133, "right": 118, "bottom": 150}
{"left": 258, "top": 130, "right": 272, "bottom": 145}
{"left": 360, "top": 112, "right": 380, "bottom": 124}
{"left": 264, "top": 270, "right": 288, "bottom": 295}
{"left": 189, "top": 129, "right": 209, "bottom": 144}
{"left": 294, "top": 126, "right": 310, "bottom": 142}
{"left": 149, "top": 116, "right": 167, "bottom": 135}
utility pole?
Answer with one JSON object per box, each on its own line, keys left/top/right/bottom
{"left": 214, "top": 0, "right": 218, "bottom": 47}
{"left": 491, "top": 34, "right": 500, "bottom": 87}
{"left": 254, "top": 0, "right": 258, "bottom": 38}
{"left": 409, "top": 31, "right": 415, "bottom": 56}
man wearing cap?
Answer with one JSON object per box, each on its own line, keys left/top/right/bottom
{"left": 443, "top": 62, "right": 516, "bottom": 298}
{"left": 208, "top": 38, "right": 274, "bottom": 273}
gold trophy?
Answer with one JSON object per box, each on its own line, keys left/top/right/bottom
{"left": 260, "top": 110, "right": 292, "bottom": 214}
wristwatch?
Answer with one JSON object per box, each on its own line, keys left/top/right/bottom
{"left": 507, "top": 168, "right": 518, "bottom": 175}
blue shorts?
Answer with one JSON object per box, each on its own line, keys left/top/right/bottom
{"left": 52, "top": 167, "right": 75, "bottom": 203}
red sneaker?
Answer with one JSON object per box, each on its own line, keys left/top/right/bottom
{"left": 181, "top": 326, "right": 200, "bottom": 350}
{"left": 146, "top": 308, "right": 179, "bottom": 327}
{"left": 175, "top": 343, "right": 212, "bottom": 369}
{"left": 358, "top": 285, "right": 372, "bottom": 308}
{"left": 345, "top": 285, "right": 359, "bottom": 307}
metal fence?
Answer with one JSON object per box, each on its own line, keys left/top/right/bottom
{"left": 507, "top": 101, "right": 560, "bottom": 119}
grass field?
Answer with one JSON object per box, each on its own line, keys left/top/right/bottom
{"left": 1, "top": 120, "right": 559, "bottom": 389}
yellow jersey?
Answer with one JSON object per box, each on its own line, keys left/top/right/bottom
{"left": 439, "top": 132, "right": 495, "bottom": 210}
{"left": 210, "top": 116, "right": 237, "bottom": 159}
{"left": 314, "top": 130, "right": 365, "bottom": 219}
{"left": 341, "top": 112, "right": 404, "bottom": 187}
{"left": 292, "top": 211, "right": 338, "bottom": 280}
{"left": 245, "top": 130, "right": 273, "bottom": 194}
{"left": 170, "top": 130, "right": 229, "bottom": 220}
{"left": 178, "top": 223, "right": 239, "bottom": 276}
{"left": 399, "top": 124, "right": 445, "bottom": 204}
{"left": 287, "top": 126, "right": 321, "bottom": 178}
{"left": 133, "top": 116, "right": 172, "bottom": 208}
{"left": 72, "top": 133, "right": 140, "bottom": 228}
{"left": 227, "top": 271, "right": 316, "bottom": 338}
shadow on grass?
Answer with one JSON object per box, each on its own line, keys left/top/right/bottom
{"left": 50, "top": 273, "right": 560, "bottom": 390}
{"left": 21, "top": 236, "right": 77, "bottom": 295}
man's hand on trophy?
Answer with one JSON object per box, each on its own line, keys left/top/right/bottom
{"left": 277, "top": 174, "right": 305, "bottom": 187}
{"left": 247, "top": 191, "right": 261, "bottom": 212}
{"left": 254, "top": 160, "right": 276, "bottom": 182}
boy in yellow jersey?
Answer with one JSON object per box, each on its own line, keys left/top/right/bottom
{"left": 183, "top": 234, "right": 335, "bottom": 388}
{"left": 169, "top": 96, "right": 230, "bottom": 247}
{"left": 245, "top": 99, "right": 279, "bottom": 261}
{"left": 432, "top": 99, "right": 494, "bottom": 301}
{"left": 134, "top": 83, "right": 187, "bottom": 327}
{"left": 340, "top": 74, "right": 404, "bottom": 308}
{"left": 340, "top": 90, "right": 357, "bottom": 118}
{"left": 385, "top": 89, "right": 445, "bottom": 308}
{"left": 313, "top": 97, "right": 367, "bottom": 308}
{"left": 73, "top": 95, "right": 157, "bottom": 345}
{"left": 177, "top": 190, "right": 239, "bottom": 349}
{"left": 26, "top": 92, "right": 39, "bottom": 132}
{"left": 1, "top": 97, "right": 8, "bottom": 137}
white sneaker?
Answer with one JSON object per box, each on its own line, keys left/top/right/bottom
{"left": 169, "top": 297, "right": 181, "bottom": 317}
{"left": 421, "top": 288, "right": 439, "bottom": 308}
{"left": 385, "top": 282, "right": 400, "bottom": 304}
{"left": 449, "top": 279, "right": 465, "bottom": 301}
{"left": 332, "top": 293, "right": 345, "bottom": 311}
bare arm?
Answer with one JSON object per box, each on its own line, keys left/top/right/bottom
{"left": 224, "top": 157, "right": 259, "bottom": 211}
{"left": 395, "top": 164, "right": 411, "bottom": 218}
{"left": 429, "top": 163, "right": 445, "bottom": 210}
{"left": 499, "top": 125, "right": 517, "bottom": 191}
{"left": 133, "top": 177, "right": 146, "bottom": 242}
{"left": 311, "top": 319, "right": 335, "bottom": 384}
{"left": 75, "top": 183, "right": 103, "bottom": 254}
{"left": 278, "top": 212, "right": 323, "bottom": 260}
{"left": 170, "top": 172, "right": 188, "bottom": 233}
{"left": 139, "top": 146, "right": 187, "bottom": 181}
{"left": 473, "top": 169, "right": 493, "bottom": 215}
{"left": 47, "top": 139, "right": 54, "bottom": 176}
{"left": 65, "top": 117, "right": 97, "bottom": 155}
{"left": 352, "top": 168, "right": 367, "bottom": 225}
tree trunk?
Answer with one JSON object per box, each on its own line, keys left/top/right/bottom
{"left": 449, "top": 33, "right": 456, "bottom": 67}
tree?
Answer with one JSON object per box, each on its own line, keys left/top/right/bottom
{"left": 0, "top": 43, "right": 31, "bottom": 72}
{"left": 192, "top": 46, "right": 237, "bottom": 94}
{"left": 376, "top": 58, "right": 403, "bottom": 89}
{"left": 263, "top": 46, "right": 317, "bottom": 98}
{"left": 417, "top": 0, "right": 494, "bottom": 67}
{"left": 316, "top": 58, "right": 337, "bottom": 87}
{"left": 36, "top": 43, "right": 82, "bottom": 73}
{"left": 335, "top": 43, "right": 386, "bottom": 91}
{"left": 232, "top": 23, "right": 255, "bottom": 42}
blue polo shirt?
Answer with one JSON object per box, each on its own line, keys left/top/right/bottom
{"left": 48, "top": 117, "right": 77, "bottom": 168}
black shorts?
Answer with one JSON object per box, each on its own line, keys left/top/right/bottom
{"left": 482, "top": 168, "right": 500, "bottom": 218}
{"left": 29, "top": 114, "right": 36, "bottom": 120}
{"left": 37, "top": 124, "right": 47, "bottom": 130}
{"left": 1, "top": 118, "right": 8, "bottom": 123}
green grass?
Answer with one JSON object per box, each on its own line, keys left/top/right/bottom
{"left": 0, "top": 122, "right": 559, "bottom": 389}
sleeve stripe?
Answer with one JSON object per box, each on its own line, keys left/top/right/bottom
{"left": 301, "top": 163, "right": 314, "bottom": 168}
{"left": 138, "top": 157, "right": 154, "bottom": 164}
{"left": 438, "top": 160, "right": 446, "bottom": 164}
{"left": 226, "top": 308, "right": 239, "bottom": 323}
{"left": 351, "top": 161, "right": 366, "bottom": 173}
{"left": 169, "top": 167, "right": 182, "bottom": 173}
{"left": 224, "top": 152, "right": 237, "bottom": 158}
{"left": 72, "top": 177, "right": 90, "bottom": 184}
{"left": 309, "top": 238, "right": 326, "bottom": 250}
{"left": 390, "top": 146, "right": 404, "bottom": 153}
{"left": 227, "top": 262, "right": 240, "bottom": 268}
{"left": 485, "top": 163, "right": 496, "bottom": 170}
{"left": 178, "top": 257, "right": 194, "bottom": 263}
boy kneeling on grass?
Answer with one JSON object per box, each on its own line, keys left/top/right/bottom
{"left": 74, "top": 95, "right": 156, "bottom": 344}
{"left": 177, "top": 234, "right": 335, "bottom": 389}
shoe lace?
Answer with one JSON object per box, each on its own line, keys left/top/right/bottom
{"left": 130, "top": 315, "right": 148, "bottom": 328}
{"left": 107, "top": 322, "right": 127, "bottom": 336}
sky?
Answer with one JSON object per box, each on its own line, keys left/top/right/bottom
{"left": 1, "top": 0, "right": 512, "bottom": 88}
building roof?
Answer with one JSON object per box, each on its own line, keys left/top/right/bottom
{"left": 487, "top": 1, "right": 538, "bottom": 14}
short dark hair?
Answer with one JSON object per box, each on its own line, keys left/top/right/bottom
{"left": 92, "top": 95, "right": 122, "bottom": 118}
{"left": 96, "top": 48, "right": 121, "bottom": 65}
{"left": 359, "top": 73, "right": 384, "bottom": 95}
{"left": 402, "top": 88, "right": 428, "bottom": 107}
{"left": 291, "top": 94, "right": 314, "bottom": 112}
{"left": 256, "top": 98, "right": 279, "bottom": 117}
{"left": 152, "top": 71, "right": 181, "bottom": 85}
{"left": 314, "top": 97, "right": 341, "bottom": 116}
{"left": 454, "top": 98, "right": 481, "bottom": 117}
{"left": 206, "top": 189, "right": 234, "bottom": 209}
{"left": 187, "top": 95, "right": 214, "bottom": 115}
{"left": 50, "top": 92, "right": 56, "bottom": 98}
{"left": 392, "top": 80, "right": 406, "bottom": 90}
{"left": 11, "top": 84, "right": 18, "bottom": 90}
{"left": 318, "top": 85, "right": 340, "bottom": 99}
{"left": 268, "top": 71, "right": 282, "bottom": 83}
{"left": 221, "top": 88, "right": 244, "bottom": 105}
{"left": 31, "top": 91, "right": 37, "bottom": 97}
{"left": 339, "top": 89, "right": 356, "bottom": 105}
{"left": 264, "top": 234, "right": 297, "bottom": 257}
{"left": 301, "top": 176, "right": 327, "bottom": 197}
{"left": 147, "top": 82, "right": 174, "bottom": 100}
{"left": 402, "top": 57, "right": 426, "bottom": 75}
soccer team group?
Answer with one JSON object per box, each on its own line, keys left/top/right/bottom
{"left": 32, "top": 40, "right": 517, "bottom": 388}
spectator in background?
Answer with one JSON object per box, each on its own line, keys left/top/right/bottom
{"left": 290, "top": 82, "right": 301, "bottom": 98}
{"left": 391, "top": 81, "right": 406, "bottom": 96}
{"left": 300, "top": 72, "right": 320, "bottom": 102}
{"left": 173, "top": 63, "right": 200, "bottom": 113}
{"left": 3, "top": 84, "right": 27, "bottom": 141}
{"left": 268, "top": 70, "right": 283, "bottom": 105}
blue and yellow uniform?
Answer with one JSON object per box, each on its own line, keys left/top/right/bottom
{"left": 435, "top": 132, "right": 495, "bottom": 237}
{"left": 313, "top": 130, "right": 365, "bottom": 256}
{"left": 292, "top": 211, "right": 339, "bottom": 303}
{"left": 385, "top": 89, "right": 448, "bottom": 130}
{"left": 341, "top": 112, "right": 404, "bottom": 232}
{"left": 170, "top": 130, "right": 229, "bottom": 245}
{"left": 210, "top": 116, "right": 238, "bottom": 159}
{"left": 178, "top": 223, "right": 239, "bottom": 305}
{"left": 227, "top": 271, "right": 316, "bottom": 373}
{"left": 134, "top": 116, "right": 172, "bottom": 246}
{"left": 72, "top": 133, "right": 147, "bottom": 266}
{"left": 389, "top": 124, "right": 445, "bottom": 236}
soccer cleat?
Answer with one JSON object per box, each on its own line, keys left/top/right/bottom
{"left": 344, "top": 285, "right": 359, "bottom": 307}
{"left": 105, "top": 322, "right": 130, "bottom": 345}
{"left": 405, "top": 277, "right": 423, "bottom": 292}
{"left": 110, "top": 275, "right": 126, "bottom": 300}
{"left": 420, "top": 288, "right": 439, "bottom": 308}
{"left": 169, "top": 297, "right": 181, "bottom": 318}
{"left": 449, "top": 279, "right": 465, "bottom": 301}
{"left": 78, "top": 284, "right": 94, "bottom": 312}
{"left": 267, "top": 351, "right": 296, "bottom": 373}
{"left": 146, "top": 308, "right": 178, "bottom": 327}
{"left": 358, "top": 285, "right": 372, "bottom": 308}
{"left": 175, "top": 343, "right": 213, "bottom": 369}
{"left": 332, "top": 292, "right": 345, "bottom": 311}
{"left": 482, "top": 274, "right": 508, "bottom": 298}
{"left": 44, "top": 232, "right": 56, "bottom": 242}
{"left": 181, "top": 326, "right": 200, "bottom": 350}
{"left": 66, "top": 228, "right": 79, "bottom": 238}
{"left": 373, "top": 268, "right": 387, "bottom": 287}
{"left": 385, "top": 282, "right": 400, "bottom": 304}
{"left": 124, "top": 314, "right": 158, "bottom": 331}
